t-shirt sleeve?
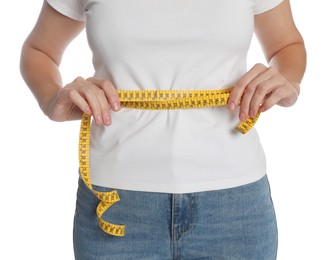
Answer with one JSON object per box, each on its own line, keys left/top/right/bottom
{"left": 47, "top": 0, "right": 86, "bottom": 21}
{"left": 253, "top": 0, "right": 284, "bottom": 15}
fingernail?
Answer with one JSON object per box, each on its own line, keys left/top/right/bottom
{"left": 249, "top": 111, "right": 255, "bottom": 118}
{"left": 85, "top": 106, "right": 92, "bottom": 114}
{"left": 229, "top": 102, "right": 236, "bottom": 111}
{"left": 97, "top": 115, "right": 102, "bottom": 124}
{"left": 240, "top": 113, "right": 246, "bottom": 122}
{"left": 104, "top": 116, "right": 111, "bottom": 126}
{"left": 113, "top": 102, "right": 120, "bottom": 111}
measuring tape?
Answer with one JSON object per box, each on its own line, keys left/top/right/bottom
{"left": 78, "top": 88, "right": 260, "bottom": 236}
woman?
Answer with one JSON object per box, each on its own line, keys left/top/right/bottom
{"left": 20, "top": 0, "right": 306, "bottom": 259}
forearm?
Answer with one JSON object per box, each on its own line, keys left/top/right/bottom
{"left": 20, "top": 1, "right": 86, "bottom": 118}
{"left": 20, "top": 41, "right": 63, "bottom": 116}
{"left": 269, "top": 41, "right": 307, "bottom": 94}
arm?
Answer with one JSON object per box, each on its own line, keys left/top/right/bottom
{"left": 20, "top": 1, "right": 120, "bottom": 125}
{"left": 228, "top": 0, "right": 306, "bottom": 121}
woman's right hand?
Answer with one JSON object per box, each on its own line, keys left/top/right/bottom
{"left": 46, "top": 77, "right": 121, "bottom": 126}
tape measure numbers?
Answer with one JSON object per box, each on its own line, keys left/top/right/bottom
{"left": 78, "top": 88, "right": 260, "bottom": 236}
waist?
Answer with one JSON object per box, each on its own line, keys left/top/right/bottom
{"left": 115, "top": 88, "right": 259, "bottom": 134}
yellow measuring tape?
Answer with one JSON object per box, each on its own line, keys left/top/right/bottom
{"left": 78, "top": 88, "right": 260, "bottom": 236}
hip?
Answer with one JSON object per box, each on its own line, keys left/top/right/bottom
{"left": 73, "top": 174, "right": 278, "bottom": 259}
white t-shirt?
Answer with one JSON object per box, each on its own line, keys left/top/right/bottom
{"left": 47, "top": 0, "right": 283, "bottom": 193}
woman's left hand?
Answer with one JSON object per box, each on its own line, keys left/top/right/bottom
{"left": 228, "top": 63, "right": 300, "bottom": 122}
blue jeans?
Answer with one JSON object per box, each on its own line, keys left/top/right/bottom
{"left": 73, "top": 175, "right": 278, "bottom": 259}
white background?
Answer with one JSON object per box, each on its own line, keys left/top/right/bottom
{"left": 1, "top": 0, "right": 333, "bottom": 259}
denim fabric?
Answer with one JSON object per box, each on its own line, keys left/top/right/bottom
{"left": 73, "top": 175, "right": 278, "bottom": 259}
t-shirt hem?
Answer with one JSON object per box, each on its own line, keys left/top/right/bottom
{"left": 88, "top": 172, "right": 266, "bottom": 194}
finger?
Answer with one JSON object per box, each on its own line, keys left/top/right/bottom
{"left": 81, "top": 86, "right": 105, "bottom": 125}
{"left": 247, "top": 68, "right": 287, "bottom": 116}
{"left": 87, "top": 78, "right": 121, "bottom": 112}
{"left": 239, "top": 85, "right": 255, "bottom": 122}
{"left": 239, "top": 65, "right": 284, "bottom": 119}
{"left": 86, "top": 78, "right": 117, "bottom": 126}
{"left": 100, "top": 80, "right": 121, "bottom": 112}
{"left": 260, "top": 87, "right": 288, "bottom": 112}
{"left": 228, "top": 85, "right": 244, "bottom": 111}
{"left": 68, "top": 89, "right": 91, "bottom": 115}
{"left": 228, "top": 63, "right": 267, "bottom": 111}
{"left": 258, "top": 92, "right": 272, "bottom": 113}
{"left": 247, "top": 77, "right": 280, "bottom": 118}
{"left": 94, "top": 88, "right": 112, "bottom": 126}
{"left": 238, "top": 66, "right": 272, "bottom": 121}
